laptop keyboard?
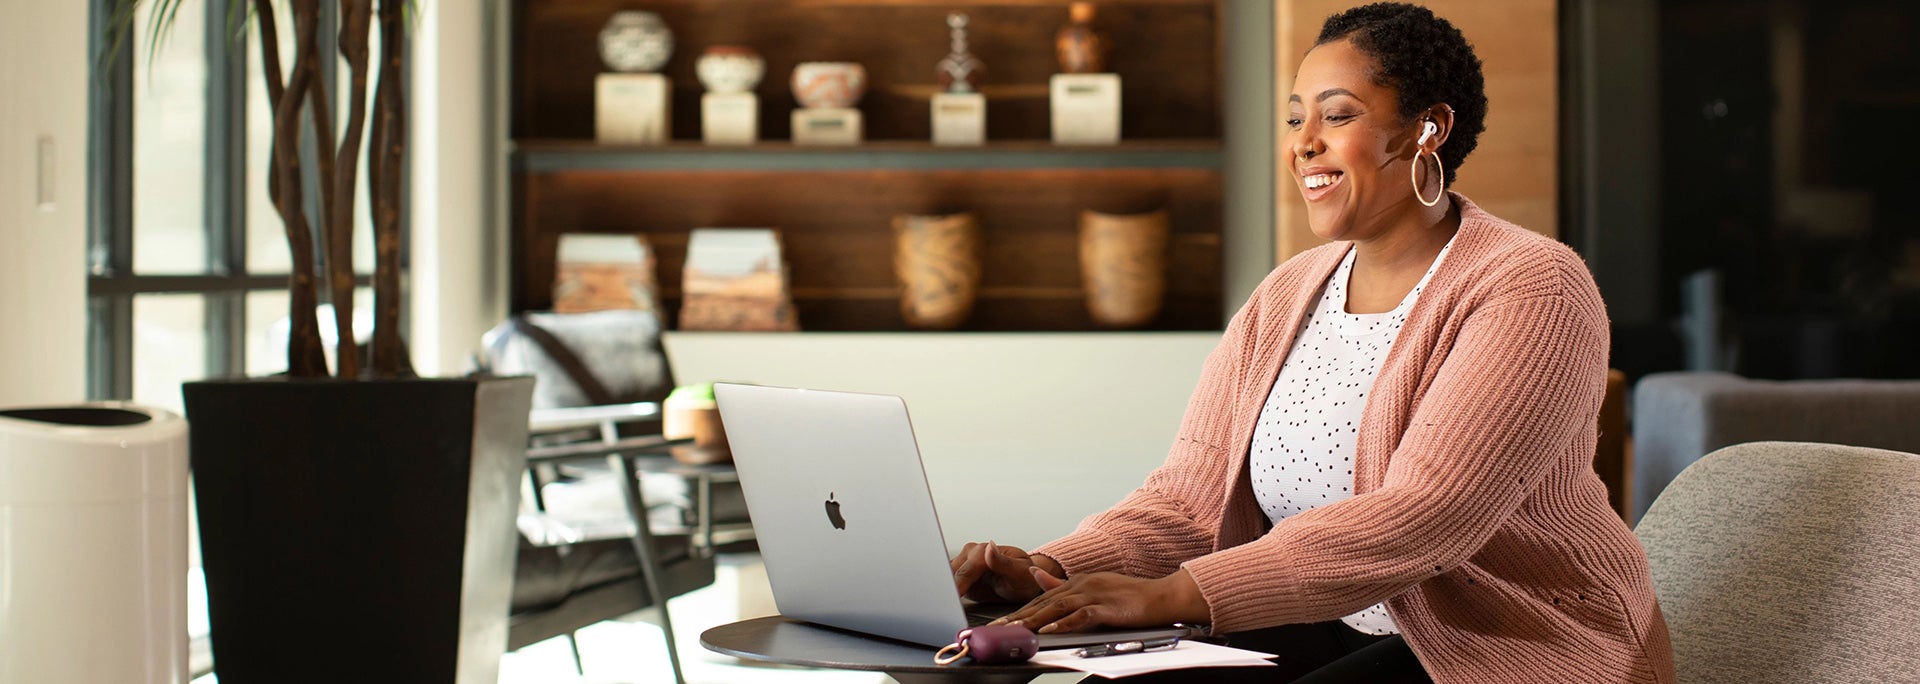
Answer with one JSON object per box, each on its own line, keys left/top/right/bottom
{"left": 964, "top": 607, "right": 1008, "bottom": 626}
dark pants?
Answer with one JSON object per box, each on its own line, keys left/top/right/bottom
{"left": 1112, "top": 621, "right": 1432, "bottom": 683}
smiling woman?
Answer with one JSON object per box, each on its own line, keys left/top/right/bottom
{"left": 952, "top": 4, "right": 1676, "bottom": 683}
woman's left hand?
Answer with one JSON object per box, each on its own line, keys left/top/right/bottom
{"left": 994, "top": 567, "right": 1211, "bottom": 633}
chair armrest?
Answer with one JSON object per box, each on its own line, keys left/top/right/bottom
{"left": 528, "top": 402, "right": 663, "bottom": 435}
{"left": 525, "top": 434, "right": 691, "bottom": 467}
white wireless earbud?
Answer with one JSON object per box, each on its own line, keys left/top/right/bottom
{"left": 1416, "top": 120, "right": 1438, "bottom": 146}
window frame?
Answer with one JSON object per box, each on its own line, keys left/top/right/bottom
{"left": 87, "top": 0, "right": 404, "bottom": 400}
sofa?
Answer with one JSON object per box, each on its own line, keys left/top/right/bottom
{"left": 1630, "top": 371, "right": 1920, "bottom": 521}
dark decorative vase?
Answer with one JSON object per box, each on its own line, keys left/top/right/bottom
{"left": 936, "top": 12, "right": 984, "bottom": 93}
{"left": 183, "top": 376, "right": 535, "bottom": 684}
{"left": 1055, "top": 2, "right": 1108, "bottom": 74}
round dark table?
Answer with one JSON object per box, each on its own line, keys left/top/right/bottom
{"left": 701, "top": 615, "right": 1066, "bottom": 684}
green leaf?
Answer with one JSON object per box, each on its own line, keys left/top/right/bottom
{"left": 225, "top": 0, "right": 256, "bottom": 45}
{"left": 142, "top": 0, "right": 188, "bottom": 76}
{"left": 97, "top": 0, "right": 144, "bottom": 79}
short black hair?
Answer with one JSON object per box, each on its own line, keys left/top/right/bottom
{"left": 1316, "top": 3, "right": 1486, "bottom": 187}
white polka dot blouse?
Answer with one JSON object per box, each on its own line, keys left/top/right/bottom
{"left": 1246, "top": 235, "right": 1455, "bottom": 636}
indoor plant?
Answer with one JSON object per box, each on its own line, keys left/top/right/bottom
{"left": 107, "top": 3, "right": 533, "bottom": 682}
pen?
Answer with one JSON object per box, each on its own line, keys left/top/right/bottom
{"left": 1073, "top": 636, "right": 1182, "bottom": 658}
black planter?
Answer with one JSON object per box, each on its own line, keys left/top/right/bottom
{"left": 184, "top": 376, "right": 534, "bottom": 683}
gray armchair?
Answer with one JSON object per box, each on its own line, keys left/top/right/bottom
{"left": 1629, "top": 372, "right": 1920, "bottom": 521}
{"left": 1635, "top": 442, "right": 1920, "bottom": 683}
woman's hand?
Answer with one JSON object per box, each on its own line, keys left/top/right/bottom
{"left": 995, "top": 567, "right": 1210, "bottom": 634}
{"left": 951, "top": 541, "right": 1066, "bottom": 604}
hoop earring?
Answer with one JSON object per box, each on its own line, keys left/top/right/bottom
{"left": 1411, "top": 148, "right": 1444, "bottom": 207}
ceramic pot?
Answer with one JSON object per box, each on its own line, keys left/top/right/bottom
{"left": 697, "top": 45, "right": 765, "bottom": 94}
{"left": 1079, "top": 209, "right": 1169, "bottom": 328}
{"left": 791, "top": 62, "right": 867, "bottom": 109}
{"left": 1055, "top": 2, "right": 1107, "bottom": 74}
{"left": 599, "top": 11, "right": 673, "bottom": 73}
{"left": 893, "top": 212, "right": 981, "bottom": 330}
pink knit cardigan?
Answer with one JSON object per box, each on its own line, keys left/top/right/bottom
{"left": 1037, "top": 195, "right": 1676, "bottom": 683}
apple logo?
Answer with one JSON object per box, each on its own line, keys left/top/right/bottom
{"left": 824, "top": 492, "right": 847, "bottom": 530}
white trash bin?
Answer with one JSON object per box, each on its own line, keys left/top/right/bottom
{"left": 0, "top": 404, "right": 188, "bottom": 684}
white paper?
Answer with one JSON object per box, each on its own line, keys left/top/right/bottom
{"left": 1029, "top": 641, "right": 1277, "bottom": 679}
{"left": 684, "top": 228, "right": 784, "bottom": 279}
{"left": 557, "top": 233, "right": 649, "bottom": 264}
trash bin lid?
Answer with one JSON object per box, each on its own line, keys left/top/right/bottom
{"left": 0, "top": 404, "right": 185, "bottom": 504}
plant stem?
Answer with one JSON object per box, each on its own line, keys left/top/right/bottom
{"left": 307, "top": 18, "right": 353, "bottom": 379}
{"left": 368, "top": 0, "right": 410, "bottom": 376}
{"left": 329, "top": 0, "right": 374, "bottom": 378}
{"left": 267, "top": 0, "right": 328, "bottom": 377}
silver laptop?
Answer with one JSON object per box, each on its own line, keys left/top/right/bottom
{"left": 714, "top": 382, "right": 1198, "bottom": 648}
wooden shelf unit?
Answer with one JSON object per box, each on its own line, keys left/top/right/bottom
{"left": 515, "top": 140, "right": 1225, "bottom": 172}
{"left": 509, "top": 0, "right": 1228, "bottom": 332}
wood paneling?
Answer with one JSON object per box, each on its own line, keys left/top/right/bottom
{"left": 513, "top": 0, "right": 1221, "bottom": 142}
{"left": 515, "top": 168, "right": 1224, "bottom": 331}
{"left": 1273, "top": 0, "right": 1558, "bottom": 261}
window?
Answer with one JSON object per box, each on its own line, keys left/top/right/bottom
{"left": 88, "top": 0, "right": 404, "bottom": 412}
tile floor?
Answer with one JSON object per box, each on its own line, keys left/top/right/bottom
{"left": 192, "top": 552, "right": 1088, "bottom": 684}
{"left": 499, "top": 552, "right": 891, "bottom": 684}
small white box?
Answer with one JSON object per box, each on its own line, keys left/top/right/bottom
{"left": 702, "top": 92, "right": 759, "bottom": 145}
{"left": 596, "top": 73, "right": 671, "bottom": 144}
{"left": 931, "top": 92, "right": 986, "bottom": 146}
{"left": 1050, "top": 73, "right": 1121, "bottom": 145}
{"left": 791, "top": 108, "right": 864, "bottom": 146}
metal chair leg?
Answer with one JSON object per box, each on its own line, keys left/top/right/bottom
{"left": 611, "top": 453, "right": 689, "bottom": 684}
{"left": 566, "top": 632, "right": 585, "bottom": 676}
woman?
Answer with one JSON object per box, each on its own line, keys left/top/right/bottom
{"left": 951, "top": 4, "right": 1675, "bottom": 682}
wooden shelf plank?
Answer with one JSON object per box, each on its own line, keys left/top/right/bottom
{"left": 789, "top": 0, "right": 1213, "bottom": 6}
{"left": 515, "top": 139, "right": 1225, "bottom": 172}
{"left": 784, "top": 286, "right": 1090, "bottom": 300}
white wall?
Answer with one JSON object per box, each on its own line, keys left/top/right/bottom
{"left": 409, "top": 0, "right": 503, "bottom": 377}
{"left": 666, "top": 332, "right": 1219, "bottom": 552}
{"left": 0, "top": 0, "right": 90, "bottom": 407}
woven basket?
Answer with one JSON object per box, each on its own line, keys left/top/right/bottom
{"left": 893, "top": 212, "right": 982, "bottom": 330}
{"left": 1079, "top": 209, "right": 1169, "bottom": 328}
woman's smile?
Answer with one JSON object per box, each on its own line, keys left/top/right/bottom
{"left": 1300, "top": 166, "right": 1346, "bottom": 202}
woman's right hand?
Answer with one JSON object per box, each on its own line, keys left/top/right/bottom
{"left": 951, "top": 541, "right": 1066, "bottom": 604}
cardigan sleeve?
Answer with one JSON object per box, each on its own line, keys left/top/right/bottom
{"left": 1181, "top": 282, "right": 1611, "bottom": 632}
{"left": 1034, "top": 274, "right": 1277, "bottom": 579}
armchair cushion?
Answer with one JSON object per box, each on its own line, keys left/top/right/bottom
{"left": 479, "top": 310, "right": 672, "bottom": 409}
{"left": 1635, "top": 442, "right": 1920, "bottom": 682}
{"left": 510, "top": 533, "right": 693, "bottom": 614}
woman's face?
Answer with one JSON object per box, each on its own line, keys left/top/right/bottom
{"left": 1285, "top": 39, "right": 1430, "bottom": 242}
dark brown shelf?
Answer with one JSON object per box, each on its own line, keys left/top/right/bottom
{"left": 787, "top": 0, "right": 1214, "bottom": 6}
{"left": 512, "top": 0, "right": 1222, "bottom": 142}
{"left": 514, "top": 139, "right": 1225, "bottom": 172}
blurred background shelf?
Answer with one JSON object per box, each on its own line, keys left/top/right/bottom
{"left": 507, "top": 0, "right": 1234, "bottom": 333}
{"left": 514, "top": 139, "right": 1225, "bottom": 172}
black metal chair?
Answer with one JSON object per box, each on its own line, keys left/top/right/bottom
{"left": 480, "top": 312, "right": 703, "bottom": 682}
{"left": 507, "top": 432, "right": 713, "bottom": 684}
